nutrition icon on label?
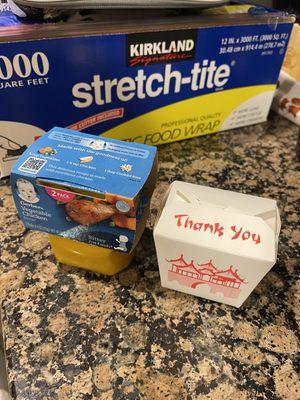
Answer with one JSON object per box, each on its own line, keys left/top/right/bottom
{"left": 120, "top": 164, "right": 132, "bottom": 172}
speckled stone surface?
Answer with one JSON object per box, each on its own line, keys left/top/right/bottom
{"left": 0, "top": 114, "right": 299, "bottom": 400}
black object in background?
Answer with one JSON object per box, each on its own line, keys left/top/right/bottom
{"left": 273, "top": 1, "right": 300, "bottom": 15}
{"left": 258, "top": 0, "right": 300, "bottom": 18}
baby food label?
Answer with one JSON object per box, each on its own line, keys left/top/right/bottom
{"left": 48, "top": 131, "right": 150, "bottom": 159}
{"left": 11, "top": 127, "right": 157, "bottom": 253}
{"left": 45, "top": 187, "right": 75, "bottom": 203}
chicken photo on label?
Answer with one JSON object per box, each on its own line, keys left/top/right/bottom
{"left": 65, "top": 199, "right": 115, "bottom": 226}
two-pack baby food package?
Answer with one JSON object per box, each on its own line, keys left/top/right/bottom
{"left": 11, "top": 127, "right": 157, "bottom": 274}
{"left": 154, "top": 181, "right": 281, "bottom": 307}
{"left": 0, "top": 2, "right": 295, "bottom": 177}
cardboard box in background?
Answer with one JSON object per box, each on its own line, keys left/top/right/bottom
{"left": 272, "top": 24, "right": 300, "bottom": 125}
{"left": 153, "top": 181, "right": 281, "bottom": 308}
{"left": 0, "top": 2, "right": 295, "bottom": 177}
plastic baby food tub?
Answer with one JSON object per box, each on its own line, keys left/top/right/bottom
{"left": 49, "top": 234, "right": 134, "bottom": 275}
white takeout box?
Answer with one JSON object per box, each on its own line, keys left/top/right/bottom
{"left": 153, "top": 181, "right": 281, "bottom": 307}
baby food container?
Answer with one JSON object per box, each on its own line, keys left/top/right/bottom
{"left": 48, "top": 235, "right": 134, "bottom": 275}
{"left": 11, "top": 127, "right": 157, "bottom": 275}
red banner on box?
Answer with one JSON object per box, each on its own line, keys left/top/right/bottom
{"left": 68, "top": 108, "right": 124, "bottom": 131}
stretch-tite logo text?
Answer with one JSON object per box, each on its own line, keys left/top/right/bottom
{"left": 126, "top": 30, "right": 198, "bottom": 67}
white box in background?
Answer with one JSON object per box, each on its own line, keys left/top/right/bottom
{"left": 153, "top": 181, "right": 281, "bottom": 308}
{"left": 272, "top": 24, "right": 300, "bottom": 126}
{"left": 272, "top": 70, "right": 300, "bottom": 126}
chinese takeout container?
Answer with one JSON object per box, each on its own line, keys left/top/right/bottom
{"left": 153, "top": 181, "right": 281, "bottom": 307}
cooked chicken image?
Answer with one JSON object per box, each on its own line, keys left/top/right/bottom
{"left": 65, "top": 199, "right": 115, "bottom": 226}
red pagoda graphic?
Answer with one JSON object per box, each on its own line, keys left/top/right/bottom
{"left": 166, "top": 255, "right": 247, "bottom": 299}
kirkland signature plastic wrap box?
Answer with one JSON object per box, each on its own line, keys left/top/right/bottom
{"left": 0, "top": 2, "right": 295, "bottom": 177}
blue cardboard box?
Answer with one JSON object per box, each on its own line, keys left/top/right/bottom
{"left": 11, "top": 127, "right": 158, "bottom": 253}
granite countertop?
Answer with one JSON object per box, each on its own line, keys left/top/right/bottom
{"left": 0, "top": 114, "right": 299, "bottom": 400}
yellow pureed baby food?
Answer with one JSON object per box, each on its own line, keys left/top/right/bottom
{"left": 48, "top": 235, "right": 134, "bottom": 275}
{"left": 11, "top": 127, "right": 157, "bottom": 274}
